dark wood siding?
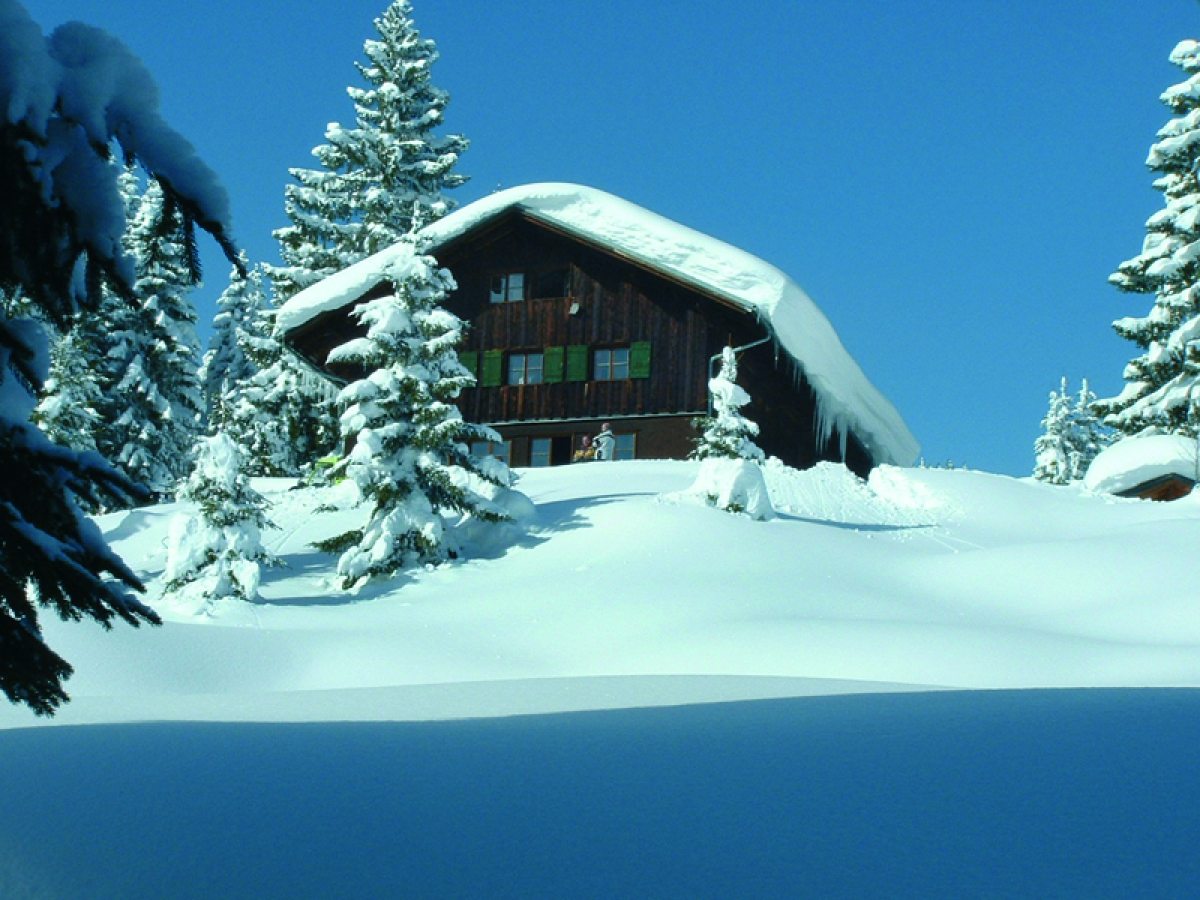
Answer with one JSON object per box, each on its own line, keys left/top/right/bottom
{"left": 285, "top": 212, "right": 875, "bottom": 475}
{"left": 439, "top": 216, "right": 713, "bottom": 424}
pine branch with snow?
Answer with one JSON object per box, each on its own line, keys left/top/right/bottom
{"left": 162, "top": 433, "right": 281, "bottom": 613}
{"left": 318, "top": 240, "right": 515, "bottom": 589}
{"left": 0, "top": 0, "right": 241, "bottom": 715}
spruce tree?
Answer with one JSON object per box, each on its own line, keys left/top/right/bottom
{"left": 0, "top": 0, "right": 239, "bottom": 714}
{"left": 1100, "top": 39, "right": 1200, "bottom": 436}
{"left": 1034, "top": 378, "right": 1112, "bottom": 484}
{"left": 270, "top": 0, "right": 467, "bottom": 302}
{"left": 201, "top": 255, "right": 270, "bottom": 429}
{"left": 1033, "top": 377, "right": 1076, "bottom": 484}
{"left": 318, "top": 239, "right": 511, "bottom": 589}
{"left": 1067, "top": 378, "right": 1112, "bottom": 480}
{"left": 100, "top": 180, "right": 205, "bottom": 495}
{"left": 34, "top": 323, "right": 104, "bottom": 454}
{"left": 162, "top": 433, "right": 281, "bottom": 612}
{"left": 223, "top": 307, "right": 340, "bottom": 476}
{"left": 692, "top": 346, "right": 766, "bottom": 462}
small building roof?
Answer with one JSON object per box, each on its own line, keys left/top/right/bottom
{"left": 276, "top": 183, "right": 920, "bottom": 467}
{"left": 1083, "top": 434, "right": 1199, "bottom": 495}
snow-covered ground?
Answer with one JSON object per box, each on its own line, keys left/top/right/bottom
{"left": 2, "top": 460, "right": 1198, "bottom": 897}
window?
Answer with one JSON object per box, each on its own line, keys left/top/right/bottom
{"left": 593, "top": 347, "right": 631, "bottom": 381}
{"left": 614, "top": 433, "right": 637, "bottom": 461}
{"left": 489, "top": 272, "right": 525, "bottom": 304}
{"left": 531, "top": 268, "right": 569, "bottom": 299}
{"left": 530, "top": 437, "right": 552, "bottom": 468}
{"left": 507, "top": 352, "right": 544, "bottom": 385}
{"left": 470, "top": 440, "right": 511, "bottom": 465}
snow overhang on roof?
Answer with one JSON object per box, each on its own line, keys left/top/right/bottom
{"left": 276, "top": 182, "right": 920, "bottom": 467}
{"left": 1083, "top": 434, "right": 1200, "bottom": 495}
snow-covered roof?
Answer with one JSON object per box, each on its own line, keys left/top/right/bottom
{"left": 1083, "top": 434, "right": 1199, "bottom": 495}
{"left": 277, "top": 183, "right": 919, "bottom": 466}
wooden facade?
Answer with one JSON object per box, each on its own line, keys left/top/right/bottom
{"left": 1115, "top": 474, "right": 1196, "bottom": 502}
{"left": 285, "top": 210, "right": 874, "bottom": 474}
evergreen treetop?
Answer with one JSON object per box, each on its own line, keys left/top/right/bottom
{"left": 1099, "top": 39, "right": 1200, "bottom": 436}
{"left": 270, "top": 0, "right": 467, "bottom": 304}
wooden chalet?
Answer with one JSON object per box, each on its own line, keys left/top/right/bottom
{"left": 279, "top": 184, "right": 918, "bottom": 474}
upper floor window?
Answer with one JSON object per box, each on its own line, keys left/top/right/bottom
{"left": 532, "top": 268, "right": 569, "bottom": 299}
{"left": 593, "top": 347, "right": 631, "bottom": 381}
{"left": 508, "top": 352, "right": 544, "bottom": 385}
{"left": 490, "top": 272, "right": 525, "bottom": 304}
{"left": 489, "top": 268, "right": 570, "bottom": 304}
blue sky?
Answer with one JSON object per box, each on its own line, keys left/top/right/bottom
{"left": 22, "top": 0, "right": 1200, "bottom": 475}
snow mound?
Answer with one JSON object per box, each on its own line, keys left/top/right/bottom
{"left": 1083, "top": 434, "right": 1199, "bottom": 495}
{"left": 665, "top": 458, "right": 775, "bottom": 520}
{"left": 277, "top": 183, "right": 919, "bottom": 467}
{"left": 764, "top": 459, "right": 942, "bottom": 527}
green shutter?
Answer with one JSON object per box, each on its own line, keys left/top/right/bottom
{"left": 458, "top": 350, "right": 478, "bottom": 378}
{"left": 630, "top": 341, "right": 652, "bottom": 379}
{"left": 481, "top": 350, "right": 503, "bottom": 387}
{"left": 543, "top": 345, "right": 564, "bottom": 383}
{"left": 566, "top": 344, "right": 589, "bottom": 382}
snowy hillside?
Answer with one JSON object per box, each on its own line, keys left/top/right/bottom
{"left": 4, "top": 459, "right": 1197, "bottom": 726}
{"left": 2, "top": 461, "right": 1198, "bottom": 897}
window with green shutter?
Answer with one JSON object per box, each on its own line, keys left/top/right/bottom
{"left": 630, "top": 341, "right": 652, "bottom": 379}
{"left": 566, "top": 344, "right": 589, "bottom": 382}
{"left": 458, "top": 350, "right": 478, "bottom": 378}
{"left": 481, "top": 349, "right": 503, "bottom": 387}
{"left": 543, "top": 346, "right": 564, "bottom": 383}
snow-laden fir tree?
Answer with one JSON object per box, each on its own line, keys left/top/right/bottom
{"left": 1099, "top": 39, "right": 1200, "bottom": 437}
{"left": 200, "top": 255, "right": 270, "bottom": 430}
{"left": 35, "top": 323, "right": 104, "bottom": 454}
{"left": 1068, "top": 379, "right": 1112, "bottom": 479}
{"left": 37, "top": 164, "right": 139, "bottom": 471}
{"left": 162, "top": 433, "right": 281, "bottom": 612}
{"left": 317, "top": 239, "right": 513, "bottom": 589}
{"left": 99, "top": 180, "right": 206, "bottom": 495}
{"left": 1034, "top": 378, "right": 1078, "bottom": 484}
{"left": 682, "top": 346, "right": 773, "bottom": 518}
{"left": 1034, "top": 378, "right": 1111, "bottom": 484}
{"left": 222, "top": 306, "right": 340, "bottom": 476}
{"left": 270, "top": 0, "right": 468, "bottom": 302}
{"left": 691, "top": 346, "right": 765, "bottom": 462}
{"left": 0, "top": 0, "right": 239, "bottom": 715}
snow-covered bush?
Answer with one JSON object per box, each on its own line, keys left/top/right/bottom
{"left": 668, "top": 458, "right": 775, "bottom": 520}
{"left": 692, "top": 346, "right": 765, "bottom": 462}
{"left": 162, "top": 433, "right": 281, "bottom": 614}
